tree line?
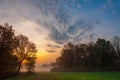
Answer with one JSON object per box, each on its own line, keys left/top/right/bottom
{"left": 0, "top": 23, "right": 37, "bottom": 79}
{"left": 51, "top": 37, "right": 120, "bottom": 72}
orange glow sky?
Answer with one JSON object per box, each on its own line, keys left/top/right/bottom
{"left": 0, "top": 20, "right": 62, "bottom": 68}
{"left": 13, "top": 20, "right": 62, "bottom": 65}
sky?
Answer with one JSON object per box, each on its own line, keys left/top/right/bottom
{"left": 0, "top": 0, "right": 120, "bottom": 71}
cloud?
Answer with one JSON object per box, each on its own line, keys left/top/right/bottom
{"left": 46, "top": 44, "right": 53, "bottom": 47}
{"left": 46, "top": 44, "right": 61, "bottom": 48}
{"left": 0, "top": 0, "right": 103, "bottom": 45}
{"left": 53, "top": 45, "right": 61, "bottom": 48}
{"left": 0, "top": 0, "right": 96, "bottom": 45}
{"left": 46, "top": 50, "right": 56, "bottom": 53}
{"left": 0, "top": 0, "right": 118, "bottom": 45}
{"left": 29, "top": 0, "right": 96, "bottom": 44}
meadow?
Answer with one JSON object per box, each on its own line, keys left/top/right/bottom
{"left": 7, "top": 72, "right": 120, "bottom": 80}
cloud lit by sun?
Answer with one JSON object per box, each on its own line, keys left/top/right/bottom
{"left": 36, "top": 48, "right": 61, "bottom": 65}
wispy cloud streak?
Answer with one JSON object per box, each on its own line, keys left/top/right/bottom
{"left": 0, "top": 0, "right": 120, "bottom": 45}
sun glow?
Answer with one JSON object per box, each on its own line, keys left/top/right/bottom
{"left": 36, "top": 49, "right": 60, "bottom": 65}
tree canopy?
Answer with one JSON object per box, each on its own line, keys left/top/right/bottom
{"left": 51, "top": 38, "right": 120, "bottom": 72}
{"left": 0, "top": 23, "right": 37, "bottom": 79}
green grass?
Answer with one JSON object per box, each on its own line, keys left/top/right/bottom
{"left": 7, "top": 72, "right": 120, "bottom": 80}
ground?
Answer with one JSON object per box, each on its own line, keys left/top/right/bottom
{"left": 7, "top": 72, "right": 120, "bottom": 80}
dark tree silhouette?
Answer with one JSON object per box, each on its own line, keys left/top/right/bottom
{"left": 25, "top": 54, "right": 37, "bottom": 73}
{"left": 95, "top": 39, "right": 115, "bottom": 69}
{"left": 56, "top": 43, "right": 74, "bottom": 68}
{"left": 15, "top": 34, "right": 37, "bottom": 73}
{"left": 51, "top": 38, "right": 117, "bottom": 72}
{"left": 0, "top": 23, "right": 18, "bottom": 79}
{"left": 0, "top": 23, "right": 38, "bottom": 79}
{"left": 112, "top": 36, "right": 120, "bottom": 70}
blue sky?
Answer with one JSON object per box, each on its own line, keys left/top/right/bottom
{"left": 0, "top": 0, "right": 120, "bottom": 67}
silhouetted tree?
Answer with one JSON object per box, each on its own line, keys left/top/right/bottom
{"left": 15, "top": 34, "right": 37, "bottom": 73}
{"left": 56, "top": 43, "right": 74, "bottom": 68}
{"left": 73, "top": 44, "right": 89, "bottom": 68}
{"left": 25, "top": 54, "right": 36, "bottom": 73}
{"left": 87, "top": 42, "right": 95, "bottom": 68}
{"left": 0, "top": 23, "right": 18, "bottom": 79}
{"left": 52, "top": 38, "right": 116, "bottom": 72}
{"left": 112, "top": 36, "right": 120, "bottom": 69}
{"left": 94, "top": 39, "right": 115, "bottom": 69}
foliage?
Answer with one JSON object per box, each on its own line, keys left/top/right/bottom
{"left": 15, "top": 34, "right": 37, "bottom": 73}
{"left": 25, "top": 54, "right": 37, "bottom": 73}
{"left": 0, "top": 23, "right": 37, "bottom": 79}
{"left": 112, "top": 36, "right": 120, "bottom": 69}
{"left": 52, "top": 38, "right": 119, "bottom": 71}
{"left": 0, "top": 23, "right": 19, "bottom": 79}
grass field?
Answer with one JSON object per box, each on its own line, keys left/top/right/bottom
{"left": 7, "top": 72, "right": 120, "bottom": 80}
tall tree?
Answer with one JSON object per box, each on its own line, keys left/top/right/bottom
{"left": 25, "top": 54, "right": 36, "bottom": 73}
{"left": 112, "top": 36, "right": 120, "bottom": 69}
{"left": 56, "top": 43, "right": 74, "bottom": 68}
{"left": 95, "top": 39, "right": 115, "bottom": 68}
{"left": 73, "top": 44, "right": 89, "bottom": 68}
{"left": 15, "top": 34, "right": 37, "bottom": 73}
{"left": 52, "top": 38, "right": 116, "bottom": 72}
{"left": 0, "top": 23, "right": 18, "bottom": 79}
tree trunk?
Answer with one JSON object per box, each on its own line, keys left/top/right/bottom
{"left": 0, "top": 65, "right": 5, "bottom": 80}
{"left": 17, "top": 62, "right": 22, "bottom": 73}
